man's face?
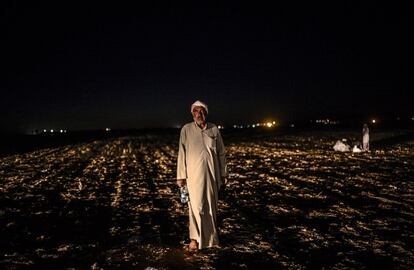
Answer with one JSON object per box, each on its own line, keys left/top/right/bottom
{"left": 192, "top": 106, "right": 207, "bottom": 125}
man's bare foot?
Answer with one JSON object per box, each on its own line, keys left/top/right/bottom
{"left": 188, "top": 239, "right": 198, "bottom": 252}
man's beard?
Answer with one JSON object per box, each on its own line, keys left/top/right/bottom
{"left": 194, "top": 117, "right": 205, "bottom": 125}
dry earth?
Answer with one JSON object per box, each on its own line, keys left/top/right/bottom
{"left": 1, "top": 131, "right": 413, "bottom": 269}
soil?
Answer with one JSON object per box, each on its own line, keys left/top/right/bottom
{"left": 1, "top": 130, "right": 413, "bottom": 269}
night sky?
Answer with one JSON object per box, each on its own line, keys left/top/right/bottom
{"left": 1, "top": 2, "right": 411, "bottom": 133}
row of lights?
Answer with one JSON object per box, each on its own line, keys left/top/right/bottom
{"left": 311, "top": 119, "right": 378, "bottom": 124}
{"left": 231, "top": 117, "right": 411, "bottom": 128}
{"left": 43, "top": 129, "right": 67, "bottom": 133}
{"left": 230, "top": 121, "right": 277, "bottom": 129}
{"left": 313, "top": 119, "right": 340, "bottom": 125}
{"left": 312, "top": 117, "right": 414, "bottom": 125}
{"left": 40, "top": 128, "right": 112, "bottom": 134}
{"left": 35, "top": 117, "right": 413, "bottom": 134}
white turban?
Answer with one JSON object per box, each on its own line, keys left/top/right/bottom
{"left": 190, "top": 100, "right": 208, "bottom": 114}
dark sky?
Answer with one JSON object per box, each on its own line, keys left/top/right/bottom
{"left": 1, "top": 2, "right": 411, "bottom": 132}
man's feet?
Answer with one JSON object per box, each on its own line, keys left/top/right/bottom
{"left": 184, "top": 239, "right": 198, "bottom": 253}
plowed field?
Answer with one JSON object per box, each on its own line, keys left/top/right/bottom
{"left": 1, "top": 131, "right": 413, "bottom": 269}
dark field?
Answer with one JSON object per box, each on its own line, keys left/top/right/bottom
{"left": 1, "top": 130, "right": 413, "bottom": 269}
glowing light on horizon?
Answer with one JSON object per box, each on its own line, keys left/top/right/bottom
{"left": 315, "top": 119, "right": 339, "bottom": 125}
{"left": 231, "top": 120, "right": 278, "bottom": 129}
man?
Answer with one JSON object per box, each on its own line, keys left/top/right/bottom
{"left": 176, "top": 100, "right": 228, "bottom": 251}
{"left": 362, "top": 123, "right": 369, "bottom": 151}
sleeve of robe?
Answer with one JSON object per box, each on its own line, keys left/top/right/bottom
{"left": 216, "top": 130, "right": 228, "bottom": 178}
{"left": 177, "top": 127, "right": 187, "bottom": 180}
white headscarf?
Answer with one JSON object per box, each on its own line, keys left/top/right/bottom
{"left": 190, "top": 100, "right": 208, "bottom": 114}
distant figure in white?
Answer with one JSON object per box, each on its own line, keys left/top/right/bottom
{"left": 176, "top": 100, "right": 228, "bottom": 252}
{"left": 362, "top": 123, "right": 369, "bottom": 151}
{"left": 333, "top": 139, "right": 351, "bottom": 152}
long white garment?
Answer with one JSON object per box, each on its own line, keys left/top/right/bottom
{"left": 177, "top": 122, "right": 228, "bottom": 249}
{"left": 362, "top": 127, "right": 369, "bottom": 151}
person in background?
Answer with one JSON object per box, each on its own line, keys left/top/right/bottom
{"left": 362, "top": 123, "right": 370, "bottom": 151}
{"left": 176, "top": 100, "right": 228, "bottom": 252}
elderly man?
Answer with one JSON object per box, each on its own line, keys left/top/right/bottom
{"left": 177, "top": 100, "right": 228, "bottom": 251}
{"left": 362, "top": 123, "right": 370, "bottom": 151}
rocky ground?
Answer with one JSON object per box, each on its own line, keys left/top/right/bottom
{"left": 1, "top": 130, "right": 413, "bottom": 269}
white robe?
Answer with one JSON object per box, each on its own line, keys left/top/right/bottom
{"left": 363, "top": 127, "right": 369, "bottom": 151}
{"left": 177, "top": 122, "right": 228, "bottom": 249}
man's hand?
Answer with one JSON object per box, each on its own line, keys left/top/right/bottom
{"left": 177, "top": 179, "right": 186, "bottom": 187}
{"left": 221, "top": 177, "right": 228, "bottom": 188}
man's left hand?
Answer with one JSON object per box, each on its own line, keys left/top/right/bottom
{"left": 222, "top": 177, "right": 228, "bottom": 187}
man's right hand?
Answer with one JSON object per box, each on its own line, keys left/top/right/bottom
{"left": 177, "top": 179, "right": 186, "bottom": 187}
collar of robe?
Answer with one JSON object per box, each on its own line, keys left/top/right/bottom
{"left": 194, "top": 121, "right": 207, "bottom": 130}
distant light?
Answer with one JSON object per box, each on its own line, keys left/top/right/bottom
{"left": 105, "top": 128, "right": 111, "bottom": 131}
{"left": 64, "top": 130, "right": 67, "bottom": 133}
{"left": 60, "top": 129, "right": 63, "bottom": 133}
{"left": 290, "top": 124, "right": 295, "bottom": 128}
{"left": 252, "top": 124, "right": 256, "bottom": 128}
{"left": 43, "top": 129, "right": 47, "bottom": 133}
{"left": 412, "top": 117, "right": 414, "bottom": 121}
{"left": 266, "top": 122, "right": 272, "bottom": 128}
{"left": 218, "top": 125, "right": 223, "bottom": 129}
{"left": 372, "top": 119, "right": 376, "bottom": 124}
{"left": 50, "top": 129, "right": 54, "bottom": 133}
{"left": 233, "top": 125, "right": 237, "bottom": 129}
{"left": 272, "top": 121, "right": 276, "bottom": 125}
